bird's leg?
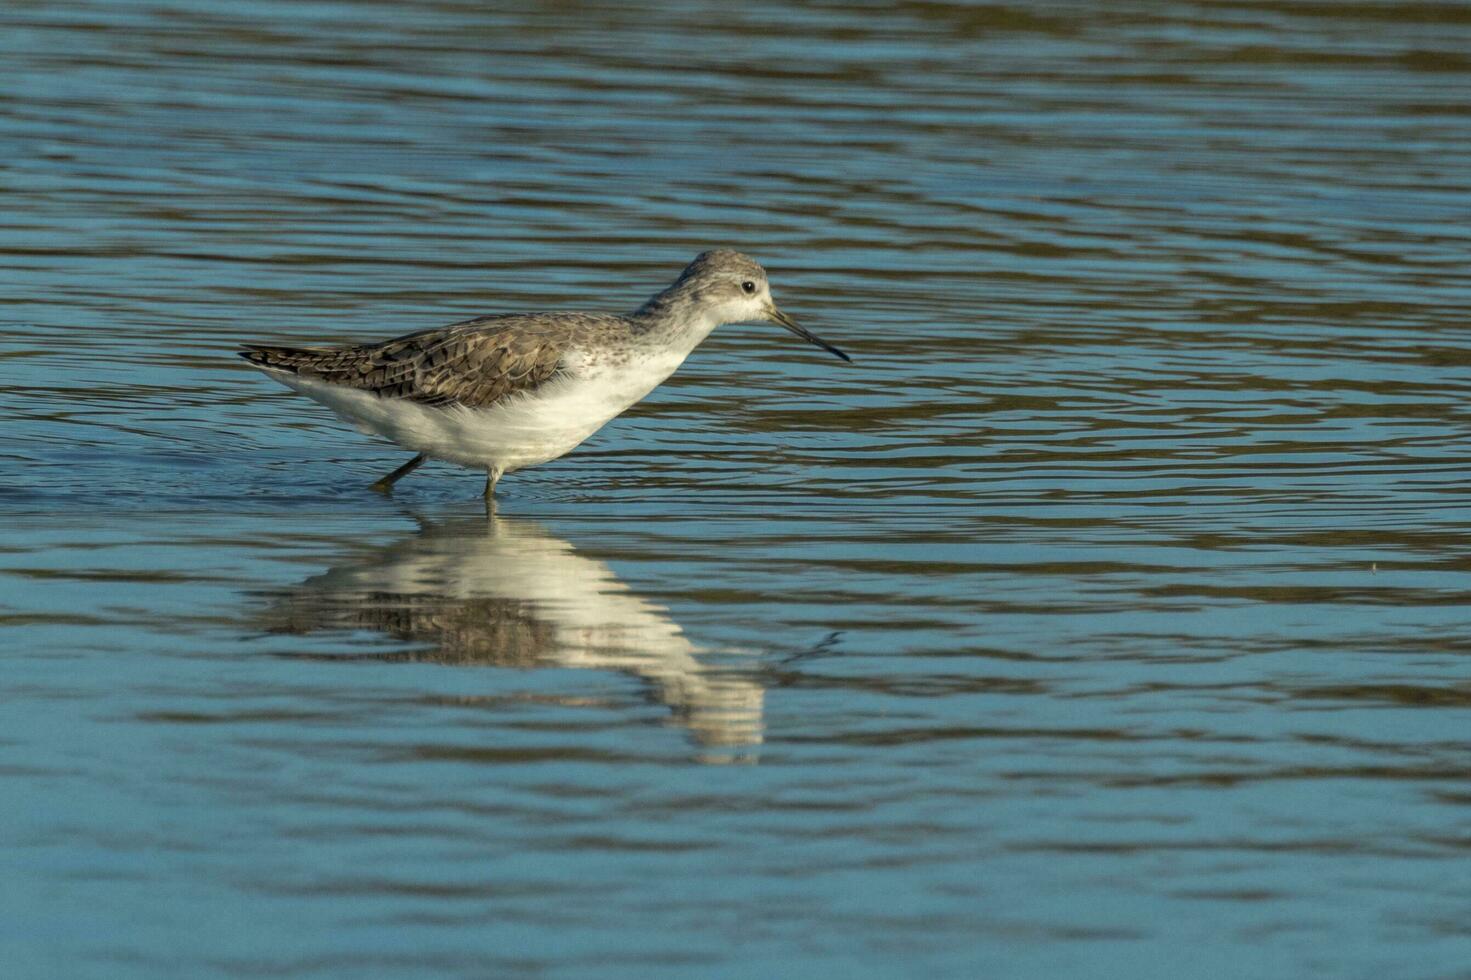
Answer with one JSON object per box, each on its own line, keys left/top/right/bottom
{"left": 483, "top": 467, "right": 501, "bottom": 501}
{"left": 369, "top": 453, "right": 427, "bottom": 493}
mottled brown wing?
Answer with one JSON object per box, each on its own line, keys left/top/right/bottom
{"left": 239, "top": 316, "right": 566, "bottom": 409}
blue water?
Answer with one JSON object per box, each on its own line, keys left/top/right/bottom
{"left": 4, "top": 1, "right": 1471, "bottom": 976}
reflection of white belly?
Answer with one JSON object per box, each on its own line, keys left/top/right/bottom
{"left": 291, "top": 515, "right": 764, "bottom": 755}
{"left": 263, "top": 354, "right": 684, "bottom": 471}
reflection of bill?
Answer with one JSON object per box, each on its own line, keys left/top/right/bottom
{"left": 266, "top": 514, "right": 763, "bottom": 760}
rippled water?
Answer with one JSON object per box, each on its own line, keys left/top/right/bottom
{"left": 4, "top": 1, "right": 1471, "bottom": 976}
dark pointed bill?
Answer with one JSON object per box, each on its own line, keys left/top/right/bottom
{"left": 767, "top": 306, "right": 851, "bottom": 363}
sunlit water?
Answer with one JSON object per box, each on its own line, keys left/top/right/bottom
{"left": 3, "top": 1, "right": 1471, "bottom": 976}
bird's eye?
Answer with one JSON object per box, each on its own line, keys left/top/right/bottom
{"left": 741, "top": 280, "right": 756, "bottom": 294}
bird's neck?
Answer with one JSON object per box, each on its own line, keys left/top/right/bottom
{"left": 627, "top": 287, "right": 721, "bottom": 356}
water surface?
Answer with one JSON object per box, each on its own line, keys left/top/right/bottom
{"left": 3, "top": 1, "right": 1471, "bottom": 976}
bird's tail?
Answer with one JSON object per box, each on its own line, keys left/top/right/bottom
{"left": 238, "top": 344, "right": 331, "bottom": 374}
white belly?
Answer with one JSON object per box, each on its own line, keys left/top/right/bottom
{"left": 262, "top": 353, "right": 684, "bottom": 473}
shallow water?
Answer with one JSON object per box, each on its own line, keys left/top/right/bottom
{"left": 4, "top": 1, "right": 1471, "bottom": 976}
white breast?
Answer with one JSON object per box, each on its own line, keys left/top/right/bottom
{"left": 261, "top": 347, "right": 690, "bottom": 473}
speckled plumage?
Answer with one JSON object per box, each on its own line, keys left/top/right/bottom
{"left": 240, "top": 312, "right": 610, "bottom": 409}
{"left": 239, "top": 249, "right": 849, "bottom": 497}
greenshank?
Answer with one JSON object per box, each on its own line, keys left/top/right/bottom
{"left": 239, "top": 250, "right": 850, "bottom": 497}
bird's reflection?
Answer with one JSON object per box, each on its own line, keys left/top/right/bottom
{"left": 266, "top": 511, "right": 763, "bottom": 761}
